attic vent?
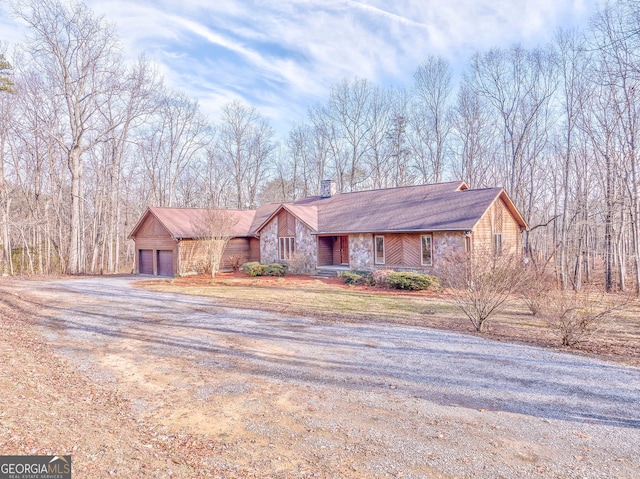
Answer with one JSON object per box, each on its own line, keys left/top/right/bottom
{"left": 495, "top": 202, "right": 504, "bottom": 233}
{"left": 320, "top": 179, "right": 336, "bottom": 198}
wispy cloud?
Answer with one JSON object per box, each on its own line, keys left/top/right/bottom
{"left": 344, "top": 0, "right": 431, "bottom": 29}
{"left": 1, "top": 0, "right": 599, "bottom": 132}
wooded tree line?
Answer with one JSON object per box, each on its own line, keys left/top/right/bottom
{"left": 1, "top": 0, "right": 639, "bottom": 293}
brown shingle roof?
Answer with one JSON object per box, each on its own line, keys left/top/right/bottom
{"left": 130, "top": 181, "right": 527, "bottom": 240}
{"left": 129, "top": 207, "right": 257, "bottom": 239}
{"left": 252, "top": 181, "right": 526, "bottom": 234}
{"left": 314, "top": 186, "right": 513, "bottom": 234}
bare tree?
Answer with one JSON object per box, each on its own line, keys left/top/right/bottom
{"left": 138, "top": 88, "right": 211, "bottom": 207}
{"left": 409, "top": 56, "right": 453, "bottom": 183}
{"left": 451, "top": 83, "right": 495, "bottom": 188}
{"left": 0, "top": 53, "right": 13, "bottom": 92}
{"left": 438, "top": 248, "right": 527, "bottom": 332}
{"left": 553, "top": 28, "right": 591, "bottom": 290}
{"left": 590, "top": 0, "right": 640, "bottom": 295}
{"left": 540, "top": 287, "right": 632, "bottom": 347}
{"left": 0, "top": 52, "right": 13, "bottom": 274}
{"left": 15, "top": 0, "right": 123, "bottom": 273}
{"left": 466, "top": 45, "right": 556, "bottom": 253}
{"left": 387, "top": 89, "right": 414, "bottom": 187}
{"left": 191, "top": 209, "right": 239, "bottom": 277}
{"left": 217, "top": 100, "right": 275, "bottom": 208}
{"left": 363, "top": 85, "right": 394, "bottom": 189}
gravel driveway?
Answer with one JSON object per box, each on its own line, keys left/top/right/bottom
{"left": 23, "top": 276, "right": 640, "bottom": 478}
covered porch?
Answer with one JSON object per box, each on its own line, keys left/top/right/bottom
{"left": 316, "top": 235, "right": 350, "bottom": 267}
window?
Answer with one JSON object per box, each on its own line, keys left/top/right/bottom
{"left": 465, "top": 235, "right": 472, "bottom": 253}
{"left": 374, "top": 235, "right": 385, "bottom": 264}
{"left": 279, "top": 237, "right": 295, "bottom": 260}
{"left": 493, "top": 233, "right": 503, "bottom": 256}
{"left": 421, "top": 235, "right": 433, "bottom": 266}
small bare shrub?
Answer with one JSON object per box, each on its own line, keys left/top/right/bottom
{"left": 438, "top": 248, "right": 527, "bottom": 332}
{"left": 227, "top": 255, "right": 243, "bottom": 272}
{"left": 539, "top": 288, "right": 631, "bottom": 347}
{"left": 519, "top": 259, "right": 555, "bottom": 315}
{"left": 371, "top": 269, "right": 395, "bottom": 287}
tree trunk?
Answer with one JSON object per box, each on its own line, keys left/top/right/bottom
{"left": 68, "top": 146, "right": 84, "bottom": 274}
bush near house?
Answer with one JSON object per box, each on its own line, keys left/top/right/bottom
{"left": 385, "top": 272, "right": 440, "bottom": 290}
{"left": 342, "top": 270, "right": 439, "bottom": 291}
{"left": 227, "top": 254, "right": 244, "bottom": 272}
{"left": 371, "top": 269, "right": 395, "bottom": 287}
{"left": 241, "top": 262, "right": 287, "bottom": 277}
{"left": 342, "top": 270, "right": 373, "bottom": 285}
{"left": 263, "top": 263, "right": 287, "bottom": 276}
{"left": 242, "top": 262, "right": 267, "bottom": 277}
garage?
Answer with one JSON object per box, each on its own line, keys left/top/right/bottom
{"left": 139, "top": 250, "right": 153, "bottom": 275}
{"left": 157, "top": 250, "right": 174, "bottom": 276}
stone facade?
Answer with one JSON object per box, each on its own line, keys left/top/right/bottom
{"left": 260, "top": 217, "right": 279, "bottom": 264}
{"left": 293, "top": 220, "right": 317, "bottom": 273}
{"left": 433, "top": 232, "right": 465, "bottom": 258}
{"left": 261, "top": 215, "right": 467, "bottom": 274}
{"left": 345, "top": 232, "right": 466, "bottom": 273}
{"left": 349, "top": 234, "right": 373, "bottom": 270}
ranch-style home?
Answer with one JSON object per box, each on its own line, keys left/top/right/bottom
{"left": 128, "top": 180, "right": 528, "bottom": 277}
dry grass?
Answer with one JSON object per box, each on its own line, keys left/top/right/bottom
{"left": 136, "top": 273, "right": 640, "bottom": 367}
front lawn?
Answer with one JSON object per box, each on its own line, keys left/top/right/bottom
{"left": 136, "top": 272, "right": 640, "bottom": 367}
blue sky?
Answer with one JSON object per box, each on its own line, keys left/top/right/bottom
{"left": 0, "top": 0, "right": 599, "bottom": 133}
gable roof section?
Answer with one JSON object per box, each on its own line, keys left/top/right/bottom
{"left": 494, "top": 190, "right": 528, "bottom": 231}
{"left": 128, "top": 207, "right": 257, "bottom": 239}
{"left": 314, "top": 186, "right": 519, "bottom": 234}
{"left": 253, "top": 181, "right": 470, "bottom": 234}
{"left": 255, "top": 203, "right": 319, "bottom": 233}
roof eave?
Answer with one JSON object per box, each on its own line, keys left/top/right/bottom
{"left": 127, "top": 207, "right": 152, "bottom": 239}
{"left": 254, "top": 203, "right": 318, "bottom": 233}
{"left": 313, "top": 228, "right": 472, "bottom": 235}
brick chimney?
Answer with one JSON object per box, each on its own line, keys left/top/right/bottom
{"left": 320, "top": 179, "right": 336, "bottom": 198}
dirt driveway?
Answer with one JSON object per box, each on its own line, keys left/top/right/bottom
{"left": 4, "top": 276, "right": 640, "bottom": 478}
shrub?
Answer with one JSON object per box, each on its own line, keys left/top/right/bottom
{"left": 539, "top": 288, "right": 632, "bottom": 347}
{"left": 519, "top": 259, "right": 554, "bottom": 315}
{"left": 227, "top": 254, "right": 243, "bottom": 272}
{"left": 242, "top": 262, "right": 267, "bottom": 277}
{"left": 437, "top": 248, "right": 527, "bottom": 332}
{"left": 371, "top": 269, "right": 395, "bottom": 287}
{"left": 263, "top": 263, "right": 287, "bottom": 276}
{"left": 385, "top": 272, "right": 440, "bottom": 290}
{"left": 342, "top": 270, "right": 372, "bottom": 285}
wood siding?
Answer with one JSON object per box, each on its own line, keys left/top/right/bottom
{"left": 473, "top": 197, "right": 522, "bottom": 255}
{"left": 179, "top": 237, "right": 253, "bottom": 274}
{"left": 317, "top": 236, "right": 333, "bottom": 266}
{"left": 222, "top": 238, "right": 251, "bottom": 270}
{"left": 133, "top": 215, "right": 178, "bottom": 275}
{"left": 249, "top": 237, "right": 260, "bottom": 262}
{"left": 277, "top": 210, "right": 295, "bottom": 237}
{"left": 376, "top": 234, "right": 422, "bottom": 268}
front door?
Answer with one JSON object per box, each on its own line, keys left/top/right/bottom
{"left": 340, "top": 236, "right": 349, "bottom": 265}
